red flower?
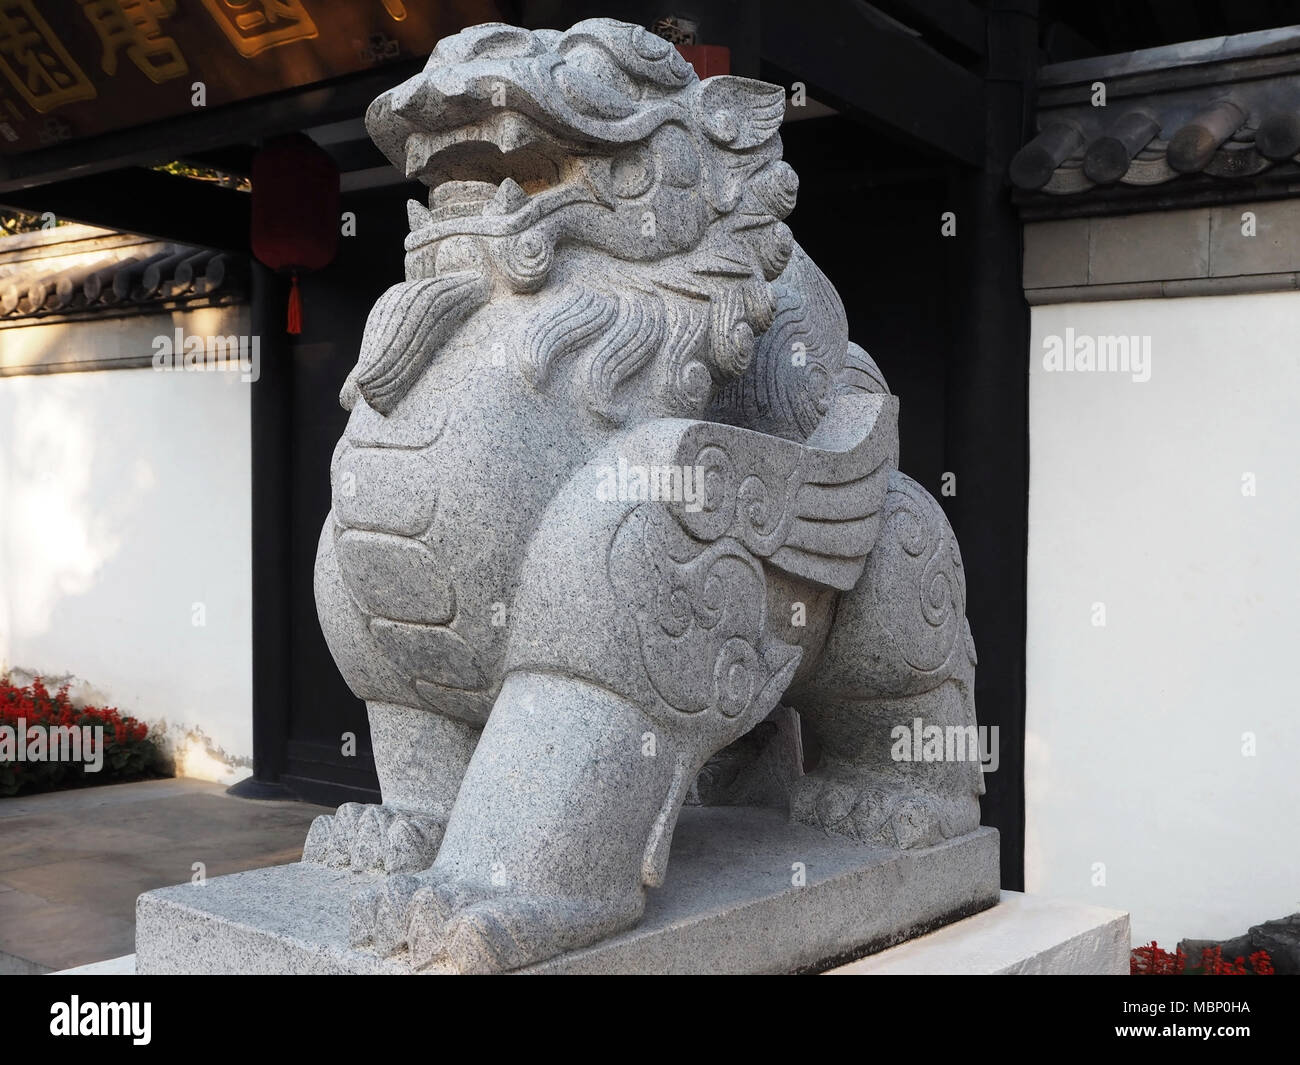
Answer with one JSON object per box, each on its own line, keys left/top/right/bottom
{"left": 1131, "top": 941, "right": 1186, "bottom": 975}
{"left": 1249, "top": 950, "right": 1275, "bottom": 975}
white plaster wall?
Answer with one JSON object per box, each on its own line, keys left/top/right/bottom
{"left": 1028, "top": 292, "right": 1300, "bottom": 949}
{"left": 0, "top": 355, "right": 252, "bottom": 785}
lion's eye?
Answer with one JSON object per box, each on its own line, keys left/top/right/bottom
{"left": 562, "top": 43, "right": 637, "bottom": 99}
{"left": 555, "top": 56, "right": 638, "bottom": 119}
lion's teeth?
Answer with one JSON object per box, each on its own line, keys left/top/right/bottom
{"left": 428, "top": 180, "right": 496, "bottom": 208}
{"left": 496, "top": 113, "right": 535, "bottom": 153}
{"left": 482, "top": 177, "right": 528, "bottom": 216}
{"left": 407, "top": 198, "right": 433, "bottom": 231}
{"left": 404, "top": 132, "right": 438, "bottom": 179}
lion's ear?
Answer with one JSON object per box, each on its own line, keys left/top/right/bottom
{"left": 695, "top": 76, "right": 785, "bottom": 150}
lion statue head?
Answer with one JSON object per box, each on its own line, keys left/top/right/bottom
{"left": 345, "top": 18, "right": 853, "bottom": 430}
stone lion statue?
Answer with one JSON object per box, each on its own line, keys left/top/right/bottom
{"left": 304, "top": 17, "right": 984, "bottom": 973}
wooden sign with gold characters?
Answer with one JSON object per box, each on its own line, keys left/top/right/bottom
{"left": 0, "top": 0, "right": 507, "bottom": 154}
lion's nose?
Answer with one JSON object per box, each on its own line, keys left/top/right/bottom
{"left": 383, "top": 74, "right": 444, "bottom": 122}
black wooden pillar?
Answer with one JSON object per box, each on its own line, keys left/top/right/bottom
{"left": 228, "top": 263, "right": 297, "bottom": 800}
{"left": 944, "top": 0, "right": 1038, "bottom": 888}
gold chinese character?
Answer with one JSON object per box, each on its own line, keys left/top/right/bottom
{"left": 0, "top": 1, "right": 96, "bottom": 113}
{"left": 202, "top": 0, "right": 318, "bottom": 58}
{"left": 79, "top": 0, "right": 188, "bottom": 84}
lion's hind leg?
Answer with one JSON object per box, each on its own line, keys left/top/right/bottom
{"left": 304, "top": 519, "right": 480, "bottom": 874}
{"left": 302, "top": 702, "right": 479, "bottom": 874}
{"left": 790, "top": 471, "right": 985, "bottom": 849}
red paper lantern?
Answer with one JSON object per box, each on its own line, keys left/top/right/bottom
{"left": 251, "top": 133, "right": 340, "bottom": 334}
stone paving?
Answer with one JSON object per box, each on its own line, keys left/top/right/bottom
{"left": 0, "top": 778, "right": 327, "bottom": 973}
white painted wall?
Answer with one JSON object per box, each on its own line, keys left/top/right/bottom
{"left": 1028, "top": 292, "right": 1300, "bottom": 948}
{"left": 0, "top": 354, "right": 253, "bottom": 785}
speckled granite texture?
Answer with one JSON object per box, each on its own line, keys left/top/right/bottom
{"left": 138, "top": 807, "right": 998, "bottom": 975}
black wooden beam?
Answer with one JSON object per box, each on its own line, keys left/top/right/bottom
{"left": 1146, "top": 0, "right": 1210, "bottom": 45}
{"left": 178, "top": 145, "right": 258, "bottom": 181}
{"left": 0, "top": 167, "right": 251, "bottom": 252}
{"left": 520, "top": 0, "right": 762, "bottom": 76}
{"left": 943, "top": 0, "right": 1036, "bottom": 891}
{"left": 321, "top": 138, "right": 391, "bottom": 175}
{"left": 228, "top": 263, "right": 298, "bottom": 802}
{"left": 760, "top": 0, "right": 986, "bottom": 166}
{"left": 871, "top": 0, "right": 988, "bottom": 59}
{"left": 0, "top": 61, "right": 424, "bottom": 196}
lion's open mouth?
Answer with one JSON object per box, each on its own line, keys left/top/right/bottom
{"left": 402, "top": 109, "right": 610, "bottom": 257}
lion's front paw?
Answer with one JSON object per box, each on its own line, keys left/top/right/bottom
{"left": 302, "top": 802, "right": 445, "bottom": 873}
{"left": 351, "top": 876, "right": 640, "bottom": 973}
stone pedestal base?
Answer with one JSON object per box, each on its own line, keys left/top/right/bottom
{"left": 827, "top": 890, "right": 1131, "bottom": 974}
{"left": 135, "top": 806, "right": 1000, "bottom": 975}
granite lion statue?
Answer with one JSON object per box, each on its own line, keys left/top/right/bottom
{"left": 305, "top": 17, "right": 984, "bottom": 973}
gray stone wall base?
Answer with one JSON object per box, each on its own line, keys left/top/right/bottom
{"left": 134, "top": 806, "right": 1000, "bottom": 975}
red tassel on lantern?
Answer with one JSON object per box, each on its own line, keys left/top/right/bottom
{"left": 286, "top": 272, "right": 303, "bottom": 335}
{"left": 250, "top": 133, "right": 340, "bottom": 335}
